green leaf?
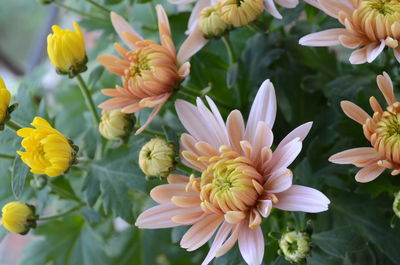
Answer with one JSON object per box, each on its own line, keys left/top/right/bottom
{"left": 226, "top": 63, "right": 239, "bottom": 89}
{"left": 312, "top": 226, "right": 365, "bottom": 258}
{"left": 11, "top": 154, "right": 30, "bottom": 199}
{"left": 82, "top": 143, "right": 146, "bottom": 221}
{"left": 88, "top": 65, "right": 105, "bottom": 89}
{"left": 19, "top": 216, "right": 111, "bottom": 265}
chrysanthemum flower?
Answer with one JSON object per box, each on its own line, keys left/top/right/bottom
{"left": 99, "top": 109, "right": 134, "bottom": 141}
{"left": 168, "top": 0, "right": 300, "bottom": 35}
{"left": 1, "top": 202, "right": 37, "bottom": 235}
{"left": 329, "top": 72, "right": 400, "bottom": 182}
{"left": 17, "top": 117, "right": 77, "bottom": 178}
{"left": 97, "top": 5, "right": 207, "bottom": 134}
{"left": 47, "top": 22, "right": 87, "bottom": 77}
{"left": 300, "top": 0, "right": 400, "bottom": 64}
{"left": 0, "top": 77, "right": 11, "bottom": 130}
{"left": 135, "top": 80, "right": 330, "bottom": 265}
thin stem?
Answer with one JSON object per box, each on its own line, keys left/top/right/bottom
{"left": 38, "top": 205, "right": 82, "bottom": 221}
{"left": 84, "top": 0, "right": 112, "bottom": 14}
{"left": 53, "top": 0, "right": 106, "bottom": 22}
{"left": 221, "top": 35, "right": 241, "bottom": 108}
{"left": 0, "top": 153, "right": 15, "bottom": 160}
{"left": 76, "top": 74, "right": 100, "bottom": 125}
{"left": 142, "top": 129, "right": 164, "bottom": 137}
{"left": 222, "top": 35, "right": 236, "bottom": 65}
{"left": 48, "top": 182, "right": 83, "bottom": 203}
{"left": 6, "top": 119, "right": 23, "bottom": 132}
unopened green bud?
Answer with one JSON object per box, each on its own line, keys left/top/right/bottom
{"left": 199, "top": 6, "right": 230, "bottom": 39}
{"left": 279, "top": 231, "right": 311, "bottom": 263}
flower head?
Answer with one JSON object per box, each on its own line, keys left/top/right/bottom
{"left": 97, "top": 5, "right": 207, "bottom": 134}
{"left": 135, "top": 80, "right": 330, "bottom": 265}
{"left": 1, "top": 202, "right": 37, "bottom": 234}
{"left": 329, "top": 72, "right": 400, "bottom": 182}
{"left": 279, "top": 231, "right": 311, "bottom": 263}
{"left": 17, "top": 117, "right": 77, "bottom": 178}
{"left": 300, "top": 0, "right": 400, "bottom": 64}
{"left": 168, "top": 0, "right": 300, "bottom": 36}
{"left": 198, "top": 6, "right": 230, "bottom": 38}
{"left": 99, "top": 109, "right": 135, "bottom": 141}
{"left": 47, "top": 22, "right": 87, "bottom": 77}
{"left": 0, "top": 77, "right": 11, "bottom": 130}
{"left": 139, "top": 138, "right": 176, "bottom": 178}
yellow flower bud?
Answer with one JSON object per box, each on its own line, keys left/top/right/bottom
{"left": 199, "top": 6, "right": 230, "bottom": 39}
{"left": 99, "top": 109, "right": 135, "bottom": 141}
{"left": 1, "top": 202, "right": 37, "bottom": 234}
{"left": 47, "top": 22, "right": 87, "bottom": 77}
{"left": 218, "top": 0, "right": 265, "bottom": 27}
{"left": 139, "top": 138, "right": 176, "bottom": 178}
{"left": 0, "top": 77, "right": 11, "bottom": 130}
{"left": 17, "top": 117, "right": 78, "bottom": 178}
{"left": 279, "top": 231, "right": 311, "bottom": 263}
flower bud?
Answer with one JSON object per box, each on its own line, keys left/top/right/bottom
{"left": 279, "top": 231, "right": 311, "bottom": 263}
{"left": 393, "top": 192, "right": 400, "bottom": 219}
{"left": 139, "top": 138, "right": 176, "bottom": 178}
{"left": 17, "top": 117, "right": 78, "bottom": 178}
{"left": 99, "top": 109, "right": 135, "bottom": 141}
{"left": 0, "top": 77, "right": 11, "bottom": 131}
{"left": 47, "top": 22, "right": 87, "bottom": 78}
{"left": 1, "top": 202, "right": 37, "bottom": 235}
{"left": 198, "top": 6, "right": 230, "bottom": 39}
{"left": 218, "top": 0, "right": 265, "bottom": 27}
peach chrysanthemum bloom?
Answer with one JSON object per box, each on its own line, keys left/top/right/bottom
{"left": 330, "top": 72, "right": 400, "bottom": 182}
{"left": 168, "top": 0, "right": 300, "bottom": 34}
{"left": 135, "top": 80, "right": 330, "bottom": 265}
{"left": 97, "top": 5, "right": 207, "bottom": 134}
{"left": 300, "top": 0, "right": 400, "bottom": 64}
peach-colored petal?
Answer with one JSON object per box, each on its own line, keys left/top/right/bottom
{"left": 110, "top": 12, "right": 143, "bottom": 50}
{"left": 238, "top": 224, "right": 264, "bottom": 265}
{"left": 135, "top": 203, "right": 192, "bottom": 228}
{"left": 134, "top": 103, "right": 164, "bottom": 134}
{"left": 224, "top": 211, "right": 246, "bottom": 224}
{"left": 177, "top": 25, "right": 208, "bottom": 64}
{"left": 318, "top": 0, "right": 354, "bottom": 18}
{"left": 274, "top": 185, "right": 330, "bottom": 213}
{"left": 257, "top": 200, "right": 272, "bottom": 218}
{"left": 299, "top": 29, "right": 348, "bottom": 46}
{"left": 97, "top": 54, "right": 128, "bottom": 76}
{"left": 171, "top": 211, "right": 205, "bottom": 225}
{"left": 329, "top": 147, "right": 380, "bottom": 167}
{"left": 264, "top": 138, "right": 302, "bottom": 173}
{"left": 98, "top": 97, "right": 135, "bottom": 110}
{"left": 366, "top": 40, "right": 385, "bottom": 63}
{"left": 150, "top": 183, "right": 197, "bottom": 203}
{"left": 275, "top": 0, "right": 298, "bottom": 8}
{"left": 178, "top": 62, "right": 191, "bottom": 78}
{"left": 303, "top": 0, "right": 320, "bottom": 8}
{"left": 201, "top": 221, "right": 234, "bottom": 265}
{"left": 349, "top": 46, "right": 368, "bottom": 64}
{"left": 227, "top": 110, "right": 246, "bottom": 153}
{"left": 264, "top": 169, "right": 293, "bottom": 193}
{"left": 355, "top": 163, "right": 385, "bottom": 183}
{"left": 180, "top": 214, "right": 224, "bottom": 251}
{"left": 264, "top": 0, "right": 282, "bottom": 19}
{"left": 245, "top": 79, "right": 276, "bottom": 142}
{"left": 340, "top": 100, "right": 370, "bottom": 125}
{"left": 377, "top": 72, "right": 396, "bottom": 105}
{"left": 276, "top": 122, "right": 312, "bottom": 149}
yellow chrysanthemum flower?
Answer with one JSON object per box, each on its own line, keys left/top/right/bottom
{"left": 17, "top": 117, "right": 77, "bottom": 178}
{"left": 99, "top": 109, "right": 135, "bottom": 141}
{"left": 139, "top": 138, "right": 176, "bottom": 178}
{"left": 47, "top": 22, "right": 87, "bottom": 77}
{"left": 1, "top": 202, "right": 37, "bottom": 234}
{"left": 0, "top": 77, "right": 11, "bottom": 130}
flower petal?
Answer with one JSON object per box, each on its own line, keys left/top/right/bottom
{"left": 238, "top": 224, "right": 264, "bottom": 265}
{"left": 274, "top": 185, "right": 330, "bottom": 213}
{"left": 299, "top": 29, "right": 347, "bottom": 46}
{"left": 340, "top": 100, "right": 370, "bottom": 125}
{"left": 110, "top": 12, "right": 143, "bottom": 50}
{"left": 355, "top": 163, "right": 385, "bottom": 183}
{"left": 201, "top": 221, "right": 234, "bottom": 265}
{"left": 329, "top": 147, "right": 380, "bottom": 167}
{"left": 177, "top": 26, "right": 208, "bottom": 64}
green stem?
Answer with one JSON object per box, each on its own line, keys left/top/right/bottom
{"left": 6, "top": 119, "right": 23, "bottom": 132}
{"left": 76, "top": 74, "right": 100, "bottom": 125}
{"left": 84, "top": 0, "right": 112, "bottom": 14}
{"left": 142, "top": 129, "right": 164, "bottom": 137}
{"left": 221, "top": 35, "right": 241, "bottom": 108}
{"left": 48, "top": 182, "right": 83, "bottom": 203}
{"left": 38, "top": 205, "right": 82, "bottom": 221}
{"left": 0, "top": 153, "right": 15, "bottom": 160}
{"left": 53, "top": 0, "right": 106, "bottom": 22}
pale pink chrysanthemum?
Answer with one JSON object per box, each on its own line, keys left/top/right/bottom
{"left": 168, "top": 0, "right": 300, "bottom": 34}
{"left": 330, "top": 72, "right": 400, "bottom": 182}
{"left": 300, "top": 0, "right": 400, "bottom": 64}
{"left": 97, "top": 5, "right": 207, "bottom": 134}
{"left": 135, "top": 79, "right": 330, "bottom": 265}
